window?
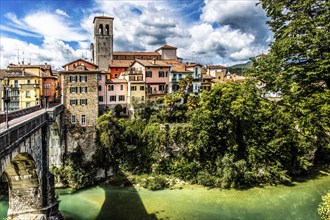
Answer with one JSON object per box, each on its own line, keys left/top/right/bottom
{"left": 120, "top": 85, "right": 123, "bottom": 90}
{"left": 159, "top": 71, "right": 165, "bottom": 77}
{"left": 141, "top": 96, "right": 144, "bottom": 101}
{"left": 70, "top": 76, "right": 77, "bottom": 82}
{"left": 80, "top": 87, "right": 87, "bottom": 93}
{"left": 131, "top": 86, "right": 137, "bottom": 91}
{"left": 137, "top": 76, "right": 143, "bottom": 81}
{"left": 159, "top": 84, "right": 165, "bottom": 91}
{"left": 80, "top": 99, "right": 87, "bottom": 105}
{"left": 129, "top": 76, "right": 135, "bottom": 81}
{"left": 179, "top": 74, "right": 182, "bottom": 79}
{"left": 80, "top": 75, "right": 87, "bottom": 82}
{"left": 110, "top": 96, "right": 116, "bottom": 102}
{"left": 146, "top": 71, "right": 152, "bottom": 78}
{"left": 27, "top": 80, "right": 30, "bottom": 84}
{"left": 140, "top": 86, "right": 145, "bottom": 91}
{"left": 70, "top": 87, "right": 77, "bottom": 93}
{"left": 99, "top": 96, "right": 104, "bottom": 102}
{"left": 98, "top": 75, "right": 102, "bottom": 80}
{"left": 119, "top": 95, "right": 125, "bottom": 101}
{"left": 71, "top": 115, "right": 76, "bottom": 124}
{"left": 114, "top": 73, "right": 118, "bottom": 78}
{"left": 166, "top": 71, "right": 168, "bottom": 77}
{"left": 108, "top": 85, "right": 114, "bottom": 91}
{"left": 26, "top": 102, "right": 30, "bottom": 108}
{"left": 98, "top": 85, "right": 102, "bottom": 91}
{"left": 81, "top": 115, "right": 86, "bottom": 126}
{"left": 70, "top": 99, "right": 78, "bottom": 105}
{"left": 14, "top": 80, "right": 18, "bottom": 87}
{"left": 26, "top": 91, "right": 30, "bottom": 98}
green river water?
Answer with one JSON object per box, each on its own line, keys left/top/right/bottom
{"left": 1, "top": 175, "right": 330, "bottom": 219}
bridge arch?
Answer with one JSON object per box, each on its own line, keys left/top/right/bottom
{"left": 3, "top": 152, "right": 44, "bottom": 219}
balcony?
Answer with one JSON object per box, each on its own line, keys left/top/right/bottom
{"left": 147, "top": 90, "right": 167, "bottom": 95}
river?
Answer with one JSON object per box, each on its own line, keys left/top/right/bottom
{"left": 1, "top": 175, "right": 330, "bottom": 219}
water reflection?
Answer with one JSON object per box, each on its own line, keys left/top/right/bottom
{"left": 95, "top": 172, "right": 156, "bottom": 220}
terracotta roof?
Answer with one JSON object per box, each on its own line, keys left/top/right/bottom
{"left": 207, "top": 65, "right": 227, "bottom": 69}
{"left": 164, "top": 60, "right": 183, "bottom": 65}
{"left": 7, "top": 63, "right": 52, "bottom": 70}
{"left": 186, "top": 63, "right": 203, "bottom": 67}
{"left": 0, "top": 70, "right": 40, "bottom": 78}
{"left": 110, "top": 60, "right": 133, "bottom": 68}
{"left": 132, "top": 59, "right": 171, "bottom": 68}
{"left": 93, "top": 16, "right": 114, "bottom": 23}
{"left": 155, "top": 45, "right": 177, "bottom": 51}
{"left": 171, "top": 64, "right": 193, "bottom": 73}
{"left": 62, "top": 58, "right": 98, "bottom": 68}
{"left": 202, "top": 74, "right": 214, "bottom": 79}
{"left": 113, "top": 51, "right": 161, "bottom": 56}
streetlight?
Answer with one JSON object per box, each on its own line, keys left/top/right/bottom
{"left": 3, "top": 77, "right": 11, "bottom": 129}
{"left": 44, "top": 84, "right": 50, "bottom": 109}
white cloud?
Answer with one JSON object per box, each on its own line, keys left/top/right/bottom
{"left": 55, "top": 9, "right": 70, "bottom": 18}
{"left": 0, "top": 37, "right": 90, "bottom": 69}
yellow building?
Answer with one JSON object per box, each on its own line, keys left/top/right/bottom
{"left": 0, "top": 69, "right": 41, "bottom": 111}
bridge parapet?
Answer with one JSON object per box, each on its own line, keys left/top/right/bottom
{"left": 46, "top": 104, "right": 64, "bottom": 122}
{"left": 0, "top": 113, "right": 47, "bottom": 161}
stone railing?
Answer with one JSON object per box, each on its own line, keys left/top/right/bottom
{"left": 0, "top": 113, "right": 47, "bottom": 159}
{"left": 0, "top": 105, "right": 42, "bottom": 123}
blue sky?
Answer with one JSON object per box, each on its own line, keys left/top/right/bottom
{"left": 0, "top": 0, "right": 272, "bottom": 69}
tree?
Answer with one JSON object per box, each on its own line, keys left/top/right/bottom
{"left": 178, "top": 75, "right": 193, "bottom": 103}
{"left": 96, "top": 110, "right": 124, "bottom": 176}
{"left": 250, "top": 0, "right": 330, "bottom": 162}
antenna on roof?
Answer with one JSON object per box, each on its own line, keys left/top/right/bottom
{"left": 17, "top": 49, "right": 20, "bottom": 64}
{"left": 22, "top": 51, "right": 25, "bottom": 64}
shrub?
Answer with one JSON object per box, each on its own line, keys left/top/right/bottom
{"left": 141, "top": 176, "right": 168, "bottom": 191}
{"left": 318, "top": 192, "right": 330, "bottom": 220}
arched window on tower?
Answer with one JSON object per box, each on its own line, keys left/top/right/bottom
{"left": 105, "top": 25, "right": 109, "bottom": 35}
{"left": 99, "top": 24, "right": 103, "bottom": 35}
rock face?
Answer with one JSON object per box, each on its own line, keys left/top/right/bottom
{"left": 66, "top": 126, "right": 97, "bottom": 161}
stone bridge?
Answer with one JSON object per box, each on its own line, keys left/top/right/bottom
{"left": 0, "top": 105, "right": 63, "bottom": 220}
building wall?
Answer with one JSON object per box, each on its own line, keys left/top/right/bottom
{"left": 62, "top": 72, "right": 99, "bottom": 127}
{"left": 109, "top": 67, "right": 127, "bottom": 79}
{"left": 98, "top": 74, "right": 107, "bottom": 106}
{"left": 106, "top": 82, "right": 128, "bottom": 107}
{"left": 160, "top": 49, "right": 177, "bottom": 60}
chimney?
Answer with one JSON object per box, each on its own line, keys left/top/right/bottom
{"left": 45, "top": 62, "right": 47, "bottom": 69}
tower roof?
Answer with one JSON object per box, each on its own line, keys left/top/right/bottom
{"left": 93, "top": 16, "right": 114, "bottom": 23}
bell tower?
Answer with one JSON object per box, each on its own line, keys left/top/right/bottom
{"left": 93, "top": 16, "right": 114, "bottom": 71}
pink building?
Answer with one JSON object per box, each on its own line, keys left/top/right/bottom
{"left": 130, "top": 59, "right": 170, "bottom": 101}
{"left": 106, "top": 79, "right": 128, "bottom": 113}
{"left": 155, "top": 45, "right": 178, "bottom": 60}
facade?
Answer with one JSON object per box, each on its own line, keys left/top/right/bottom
{"left": 186, "top": 63, "right": 202, "bottom": 93}
{"left": 0, "top": 71, "right": 41, "bottom": 111}
{"left": 60, "top": 59, "right": 100, "bottom": 127}
{"left": 130, "top": 59, "right": 170, "bottom": 101}
{"left": 92, "top": 16, "right": 114, "bottom": 71}
{"left": 106, "top": 79, "right": 128, "bottom": 112}
{"left": 108, "top": 60, "right": 132, "bottom": 79}
{"left": 155, "top": 45, "right": 178, "bottom": 60}
{"left": 206, "top": 65, "right": 228, "bottom": 77}
{"left": 169, "top": 62, "right": 193, "bottom": 93}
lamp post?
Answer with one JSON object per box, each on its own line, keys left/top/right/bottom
{"left": 3, "top": 77, "right": 10, "bottom": 129}
{"left": 44, "top": 84, "right": 50, "bottom": 109}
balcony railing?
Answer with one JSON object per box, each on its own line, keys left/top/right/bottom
{"left": 147, "top": 90, "right": 167, "bottom": 95}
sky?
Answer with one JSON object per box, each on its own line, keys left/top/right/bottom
{"left": 0, "top": 0, "right": 272, "bottom": 70}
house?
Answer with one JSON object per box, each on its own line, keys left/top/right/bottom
{"left": 155, "top": 45, "right": 178, "bottom": 60}
{"left": 185, "top": 63, "right": 203, "bottom": 93}
{"left": 106, "top": 78, "right": 128, "bottom": 114}
{"left": 167, "top": 61, "right": 193, "bottom": 93}
{"left": 60, "top": 59, "right": 101, "bottom": 127}
{"left": 206, "top": 65, "right": 228, "bottom": 78}
{"left": 130, "top": 59, "right": 171, "bottom": 101}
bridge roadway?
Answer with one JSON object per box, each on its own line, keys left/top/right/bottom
{"left": 0, "top": 104, "right": 63, "bottom": 220}
{"left": 0, "top": 108, "right": 49, "bottom": 132}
